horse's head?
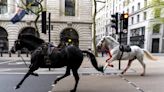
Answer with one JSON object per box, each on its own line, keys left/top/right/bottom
{"left": 97, "top": 36, "right": 119, "bottom": 51}
{"left": 96, "top": 36, "right": 108, "bottom": 51}
{"left": 10, "top": 39, "right": 22, "bottom": 53}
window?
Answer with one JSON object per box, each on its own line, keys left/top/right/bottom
{"left": 153, "top": 24, "right": 160, "bottom": 34}
{"left": 138, "top": 3, "right": 140, "bottom": 10}
{"left": 137, "top": 14, "right": 140, "bottom": 22}
{"left": 144, "top": 0, "right": 147, "bottom": 7}
{"left": 132, "top": 6, "right": 134, "bottom": 13}
{"left": 127, "top": 8, "right": 129, "bottom": 13}
{"left": 65, "top": 0, "right": 75, "bottom": 16}
{"left": 123, "top": 1, "right": 126, "bottom": 7}
{"left": 143, "top": 12, "right": 147, "bottom": 20}
{"left": 131, "top": 17, "right": 134, "bottom": 24}
{"left": 141, "top": 27, "right": 145, "bottom": 35}
{"left": 0, "top": 0, "right": 7, "bottom": 14}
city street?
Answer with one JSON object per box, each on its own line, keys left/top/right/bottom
{"left": 0, "top": 54, "right": 164, "bottom": 92}
{"left": 51, "top": 54, "right": 164, "bottom": 92}
{"left": 1, "top": 0, "right": 164, "bottom": 92}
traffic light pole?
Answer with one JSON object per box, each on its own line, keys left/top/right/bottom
{"left": 48, "top": 13, "right": 51, "bottom": 42}
{"left": 118, "top": 15, "right": 123, "bottom": 70}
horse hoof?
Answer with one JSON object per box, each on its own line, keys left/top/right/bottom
{"left": 33, "top": 73, "right": 39, "bottom": 76}
{"left": 70, "top": 89, "right": 76, "bottom": 92}
{"left": 51, "top": 84, "right": 55, "bottom": 87}
{"left": 15, "top": 85, "right": 20, "bottom": 89}
{"left": 54, "top": 80, "right": 58, "bottom": 84}
{"left": 121, "top": 72, "right": 124, "bottom": 75}
{"left": 140, "top": 74, "right": 145, "bottom": 76}
{"left": 108, "top": 64, "right": 114, "bottom": 67}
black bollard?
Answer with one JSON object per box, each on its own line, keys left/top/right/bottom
{"left": 26, "top": 51, "right": 28, "bottom": 57}
{"left": 0, "top": 52, "right": 2, "bottom": 57}
{"left": 18, "top": 50, "right": 21, "bottom": 57}
{"left": 9, "top": 51, "right": 11, "bottom": 57}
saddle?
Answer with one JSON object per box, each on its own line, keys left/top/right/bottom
{"left": 119, "top": 45, "right": 131, "bottom": 52}
{"left": 41, "top": 43, "right": 55, "bottom": 65}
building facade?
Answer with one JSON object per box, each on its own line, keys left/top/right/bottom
{"left": 96, "top": 0, "right": 164, "bottom": 53}
{"left": 0, "top": 0, "right": 93, "bottom": 52}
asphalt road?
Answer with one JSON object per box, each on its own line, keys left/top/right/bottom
{"left": 0, "top": 74, "right": 60, "bottom": 92}
{"left": 0, "top": 58, "right": 61, "bottom": 92}
{"left": 1, "top": 54, "right": 164, "bottom": 92}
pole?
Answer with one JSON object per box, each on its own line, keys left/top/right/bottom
{"left": 48, "top": 13, "right": 51, "bottom": 71}
{"left": 48, "top": 13, "right": 51, "bottom": 42}
{"left": 118, "top": 14, "right": 123, "bottom": 70}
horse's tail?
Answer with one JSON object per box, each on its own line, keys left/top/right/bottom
{"left": 82, "top": 50, "right": 104, "bottom": 73}
{"left": 143, "top": 50, "right": 158, "bottom": 61}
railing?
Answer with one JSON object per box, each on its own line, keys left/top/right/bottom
{"left": 0, "top": 50, "right": 29, "bottom": 57}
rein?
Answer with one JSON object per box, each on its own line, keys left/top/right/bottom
{"left": 20, "top": 55, "right": 29, "bottom": 68}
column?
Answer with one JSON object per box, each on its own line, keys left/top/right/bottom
{"left": 8, "top": 0, "right": 15, "bottom": 14}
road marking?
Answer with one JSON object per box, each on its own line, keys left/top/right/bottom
{"left": 0, "top": 60, "right": 14, "bottom": 65}
{"left": 119, "top": 75, "right": 145, "bottom": 92}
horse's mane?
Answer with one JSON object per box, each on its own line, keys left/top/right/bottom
{"left": 105, "top": 36, "right": 119, "bottom": 44}
{"left": 18, "top": 34, "right": 45, "bottom": 44}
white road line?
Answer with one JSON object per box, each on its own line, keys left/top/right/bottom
{"left": 0, "top": 60, "right": 15, "bottom": 65}
{"left": 119, "top": 75, "right": 145, "bottom": 92}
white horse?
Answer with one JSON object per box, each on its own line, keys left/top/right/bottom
{"left": 97, "top": 36, "right": 158, "bottom": 76}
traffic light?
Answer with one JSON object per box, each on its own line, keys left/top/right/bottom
{"left": 42, "top": 11, "right": 47, "bottom": 34}
{"left": 123, "top": 13, "right": 128, "bottom": 29}
{"left": 111, "top": 13, "right": 119, "bottom": 34}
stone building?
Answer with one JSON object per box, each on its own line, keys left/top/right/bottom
{"left": 96, "top": 0, "right": 164, "bottom": 53}
{"left": 0, "top": 0, "right": 93, "bottom": 52}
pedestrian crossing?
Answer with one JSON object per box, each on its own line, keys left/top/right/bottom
{"left": 0, "top": 59, "right": 136, "bottom": 75}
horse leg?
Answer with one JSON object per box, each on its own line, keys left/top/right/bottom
{"left": 121, "top": 59, "right": 134, "bottom": 75}
{"left": 138, "top": 57, "right": 146, "bottom": 76}
{"left": 53, "top": 67, "right": 70, "bottom": 84}
{"left": 103, "top": 57, "right": 115, "bottom": 71}
{"left": 106, "top": 57, "right": 114, "bottom": 67}
{"left": 71, "top": 69, "right": 79, "bottom": 92}
{"left": 15, "top": 70, "right": 33, "bottom": 89}
{"left": 31, "top": 72, "right": 39, "bottom": 76}
{"left": 15, "top": 63, "right": 39, "bottom": 89}
{"left": 29, "top": 64, "right": 39, "bottom": 76}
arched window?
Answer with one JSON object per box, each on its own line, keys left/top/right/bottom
{"left": 18, "top": 27, "right": 39, "bottom": 38}
{"left": 65, "top": 0, "right": 75, "bottom": 16}
{"left": 60, "top": 28, "right": 79, "bottom": 47}
{"left": 0, "top": 27, "right": 8, "bottom": 52}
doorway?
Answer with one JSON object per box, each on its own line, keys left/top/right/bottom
{"left": 151, "top": 38, "right": 159, "bottom": 53}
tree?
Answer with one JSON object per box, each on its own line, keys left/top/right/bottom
{"left": 149, "top": 0, "right": 164, "bottom": 31}
{"left": 92, "top": 0, "right": 98, "bottom": 56}
{"left": 150, "top": 0, "right": 164, "bottom": 21}
{"left": 92, "top": 0, "right": 105, "bottom": 56}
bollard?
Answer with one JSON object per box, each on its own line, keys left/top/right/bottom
{"left": 26, "top": 51, "right": 29, "bottom": 57}
{"left": 18, "top": 50, "right": 21, "bottom": 57}
{"left": 9, "top": 51, "right": 11, "bottom": 57}
{"left": 0, "top": 52, "right": 2, "bottom": 57}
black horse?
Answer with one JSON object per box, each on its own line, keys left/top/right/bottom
{"left": 11, "top": 34, "right": 103, "bottom": 92}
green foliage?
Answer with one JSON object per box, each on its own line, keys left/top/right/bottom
{"left": 153, "top": 24, "right": 160, "bottom": 33}
{"left": 150, "top": 0, "right": 164, "bottom": 24}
